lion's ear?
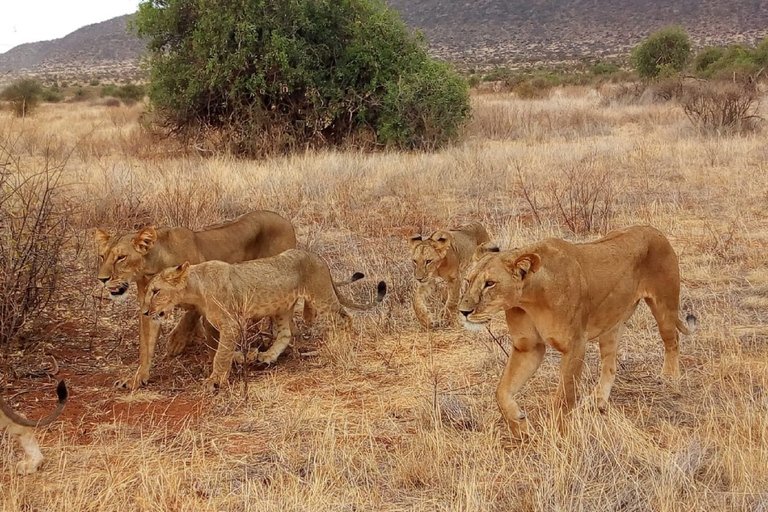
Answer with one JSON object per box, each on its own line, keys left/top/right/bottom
{"left": 473, "top": 241, "right": 501, "bottom": 262}
{"left": 408, "top": 233, "right": 423, "bottom": 249}
{"left": 133, "top": 227, "right": 157, "bottom": 255}
{"left": 509, "top": 253, "right": 541, "bottom": 280}
{"left": 431, "top": 230, "right": 453, "bottom": 248}
{"left": 168, "top": 261, "right": 190, "bottom": 284}
{"left": 93, "top": 229, "right": 112, "bottom": 253}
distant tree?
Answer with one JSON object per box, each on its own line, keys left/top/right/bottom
{"left": 631, "top": 26, "right": 691, "bottom": 80}
{"left": 0, "top": 79, "right": 43, "bottom": 117}
{"left": 133, "top": 0, "right": 470, "bottom": 155}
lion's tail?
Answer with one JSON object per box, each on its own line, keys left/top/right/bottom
{"left": 336, "top": 280, "right": 387, "bottom": 311}
{"left": 0, "top": 381, "right": 68, "bottom": 428}
{"left": 676, "top": 314, "right": 698, "bottom": 335}
{"left": 333, "top": 272, "right": 365, "bottom": 288}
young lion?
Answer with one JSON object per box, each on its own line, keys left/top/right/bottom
{"left": 1, "top": 381, "right": 67, "bottom": 474}
{"left": 458, "top": 225, "right": 696, "bottom": 437}
{"left": 142, "top": 249, "right": 387, "bottom": 391}
{"left": 94, "top": 210, "right": 297, "bottom": 390}
{"left": 408, "top": 222, "right": 490, "bottom": 328}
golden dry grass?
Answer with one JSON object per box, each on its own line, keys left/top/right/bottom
{"left": 1, "top": 90, "right": 767, "bottom": 511}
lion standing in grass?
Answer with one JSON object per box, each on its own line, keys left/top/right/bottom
{"left": 142, "top": 249, "right": 387, "bottom": 391}
{"left": 458, "top": 225, "right": 696, "bottom": 437}
{"left": 408, "top": 222, "right": 490, "bottom": 328}
{"left": 94, "top": 210, "right": 297, "bottom": 390}
{"left": 1, "top": 381, "right": 67, "bottom": 475}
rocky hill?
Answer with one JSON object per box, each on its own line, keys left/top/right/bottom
{"left": 1, "top": 1, "right": 766, "bottom": 81}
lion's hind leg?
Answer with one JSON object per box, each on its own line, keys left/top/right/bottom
{"left": 644, "top": 296, "right": 682, "bottom": 378}
{"left": 6, "top": 423, "right": 44, "bottom": 475}
{"left": 256, "top": 310, "right": 293, "bottom": 365}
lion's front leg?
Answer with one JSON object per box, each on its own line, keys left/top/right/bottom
{"left": 205, "top": 322, "right": 237, "bottom": 391}
{"left": 496, "top": 342, "right": 546, "bottom": 438}
{"left": 413, "top": 280, "right": 436, "bottom": 329}
{"left": 116, "top": 280, "right": 159, "bottom": 390}
{"left": 167, "top": 309, "right": 201, "bottom": 357}
{"left": 443, "top": 276, "right": 462, "bottom": 325}
{"left": 556, "top": 335, "right": 587, "bottom": 413}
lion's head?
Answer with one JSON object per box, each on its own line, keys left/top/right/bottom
{"left": 93, "top": 227, "right": 158, "bottom": 300}
{"left": 142, "top": 262, "right": 190, "bottom": 321}
{"left": 408, "top": 230, "right": 454, "bottom": 281}
{"left": 458, "top": 246, "right": 540, "bottom": 331}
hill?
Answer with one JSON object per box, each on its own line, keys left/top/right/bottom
{"left": 0, "top": 1, "right": 766, "bottom": 82}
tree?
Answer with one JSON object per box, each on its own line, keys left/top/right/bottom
{"left": 133, "top": 0, "right": 470, "bottom": 155}
{"left": 631, "top": 26, "right": 691, "bottom": 80}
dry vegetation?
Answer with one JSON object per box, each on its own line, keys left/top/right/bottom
{"left": 1, "top": 89, "right": 767, "bottom": 511}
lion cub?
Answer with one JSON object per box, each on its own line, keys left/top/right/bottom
{"left": 1, "top": 381, "right": 67, "bottom": 474}
{"left": 142, "top": 249, "right": 387, "bottom": 391}
{"left": 408, "top": 222, "right": 490, "bottom": 328}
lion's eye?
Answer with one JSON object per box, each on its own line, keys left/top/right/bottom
{"left": 152, "top": 289, "right": 159, "bottom": 296}
{"left": 99, "top": 255, "right": 104, "bottom": 261}
{"left": 485, "top": 281, "right": 496, "bottom": 288}
{"left": 116, "top": 255, "right": 127, "bottom": 262}
{"left": 425, "top": 259, "right": 433, "bottom": 265}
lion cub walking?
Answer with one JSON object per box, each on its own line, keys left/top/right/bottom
{"left": 1, "top": 381, "right": 67, "bottom": 474}
{"left": 142, "top": 249, "right": 386, "bottom": 390}
{"left": 458, "top": 225, "right": 696, "bottom": 437}
{"left": 408, "top": 222, "right": 490, "bottom": 328}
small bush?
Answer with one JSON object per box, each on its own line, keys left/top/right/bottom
{"left": 0, "top": 136, "right": 72, "bottom": 348}
{"left": 514, "top": 78, "right": 552, "bottom": 99}
{"left": 693, "top": 43, "right": 765, "bottom": 81}
{"left": 632, "top": 26, "right": 691, "bottom": 80}
{"left": 0, "top": 78, "right": 43, "bottom": 117}
{"left": 71, "top": 87, "right": 93, "bottom": 102}
{"left": 680, "top": 81, "right": 761, "bottom": 134}
{"left": 41, "top": 88, "right": 64, "bottom": 103}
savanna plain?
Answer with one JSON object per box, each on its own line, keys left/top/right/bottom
{"left": 1, "top": 87, "right": 767, "bottom": 511}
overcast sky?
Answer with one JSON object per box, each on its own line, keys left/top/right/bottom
{"left": 0, "top": 0, "right": 139, "bottom": 53}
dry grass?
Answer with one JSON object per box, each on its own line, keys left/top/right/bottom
{"left": 1, "top": 90, "right": 768, "bottom": 511}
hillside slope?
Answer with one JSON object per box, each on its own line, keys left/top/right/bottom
{"left": 0, "top": 1, "right": 766, "bottom": 79}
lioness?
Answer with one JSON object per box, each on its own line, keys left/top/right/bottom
{"left": 458, "top": 225, "right": 696, "bottom": 436}
{"left": 408, "top": 222, "right": 490, "bottom": 328}
{"left": 142, "top": 249, "right": 387, "bottom": 391}
{"left": 1, "top": 381, "right": 67, "bottom": 474}
{"left": 94, "top": 210, "right": 297, "bottom": 390}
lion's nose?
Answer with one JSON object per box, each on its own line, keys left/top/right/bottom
{"left": 98, "top": 277, "right": 109, "bottom": 284}
{"left": 459, "top": 309, "right": 473, "bottom": 318}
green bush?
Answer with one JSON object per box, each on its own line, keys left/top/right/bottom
{"left": 694, "top": 43, "right": 766, "bottom": 81}
{"left": 631, "top": 26, "right": 691, "bottom": 80}
{"left": 41, "top": 88, "right": 64, "bottom": 103}
{"left": 133, "top": 0, "right": 470, "bottom": 155}
{"left": 0, "top": 79, "right": 43, "bottom": 117}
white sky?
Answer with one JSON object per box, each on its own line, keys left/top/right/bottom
{"left": 0, "top": 0, "right": 140, "bottom": 53}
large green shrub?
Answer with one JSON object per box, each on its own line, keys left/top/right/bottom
{"left": 133, "top": 0, "right": 470, "bottom": 155}
{"left": 694, "top": 41, "right": 767, "bottom": 80}
{"left": 631, "top": 26, "right": 691, "bottom": 80}
{"left": 0, "top": 79, "right": 43, "bottom": 117}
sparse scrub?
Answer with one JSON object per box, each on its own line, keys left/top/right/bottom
{"left": 134, "top": 0, "right": 470, "bottom": 156}
{"left": 0, "top": 133, "right": 72, "bottom": 348}
{"left": 680, "top": 81, "right": 761, "bottom": 134}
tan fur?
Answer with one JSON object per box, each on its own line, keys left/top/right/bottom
{"left": 94, "top": 210, "right": 297, "bottom": 390}
{"left": 142, "top": 250, "right": 386, "bottom": 391}
{"left": 1, "top": 381, "right": 67, "bottom": 475}
{"left": 408, "top": 222, "right": 490, "bottom": 328}
{"left": 458, "top": 226, "right": 696, "bottom": 437}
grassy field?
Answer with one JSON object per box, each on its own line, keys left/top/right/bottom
{"left": 1, "top": 88, "right": 767, "bottom": 511}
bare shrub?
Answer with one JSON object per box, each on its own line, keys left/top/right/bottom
{"left": 680, "top": 81, "right": 762, "bottom": 134}
{"left": 517, "top": 156, "right": 616, "bottom": 234}
{"left": 0, "top": 134, "right": 72, "bottom": 348}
